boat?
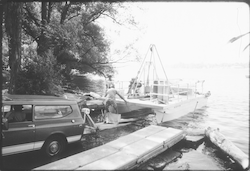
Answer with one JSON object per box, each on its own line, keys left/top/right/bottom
{"left": 114, "top": 44, "right": 211, "bottom": 123}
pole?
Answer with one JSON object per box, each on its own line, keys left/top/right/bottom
{"left": 193, "top": 101, "right": 198, "bottom": 118}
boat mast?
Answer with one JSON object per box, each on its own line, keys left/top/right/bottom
{"left": 146, "top": 46, "right": 153, "bottom": 87}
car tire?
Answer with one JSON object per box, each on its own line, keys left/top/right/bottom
{"left": 43, "top": 135, "right": 66, "bottom": 157}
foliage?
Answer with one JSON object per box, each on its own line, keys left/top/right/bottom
{"left": 3, "top": 2, "right": 139, "bottom": 94}
{"left": 20, "top": 2, "right": 120, "bottom": 79}
{"left": 2, "top": 35, "right": 8, "bottom": 70}
{"left": 15, "top": 51, "right": 63, "bottom": 95}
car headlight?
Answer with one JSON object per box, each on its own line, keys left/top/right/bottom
{"left": 81, "top": 108, "right": 90, "bottom": 115}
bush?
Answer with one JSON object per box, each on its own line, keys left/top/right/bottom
{"left": 15, "top": 51, "right": 64, "bottom": 95}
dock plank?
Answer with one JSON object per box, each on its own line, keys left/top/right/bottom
{"left": 146, "top": 128, "right": 184, "bottom": 143}
{"left": 34, "top": 125, "right": 185, "bottom": 170}
{"left": 34, "top": 145, "right": 118, "bottom": 170}
{"left": 77, "top": 151, "right": 138, "bottom": 170}
{"left": 121, "top": 138, "right": 162, "bottom": 158}
{"left": 106, "top": 134, "right": 143, "bottom": 150}
{"left": 130, "top": 125, "right": 166, "bottom": 138}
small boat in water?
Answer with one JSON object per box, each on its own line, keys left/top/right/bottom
{"left": 114, "top": 44, "right": 211, "bottom": 123}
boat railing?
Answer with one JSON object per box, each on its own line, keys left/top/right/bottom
{"left": 149, "top": 81, "right": 188, "bottom": 103}
{"left": 149, "top": 91, "right": 189, "bottom": 97}
{"left": 114, "top": 80, "right": 130, "bottom": 97}
{"left": 114, "top": 79, "right": 205, "bottom": 103}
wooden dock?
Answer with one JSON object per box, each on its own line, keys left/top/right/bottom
{"left": 34, "top": 125, "right": 185, "bottom": 170}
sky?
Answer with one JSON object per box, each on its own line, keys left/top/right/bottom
{"left": 98, "top": 2, "right": 249, "bottom": 66}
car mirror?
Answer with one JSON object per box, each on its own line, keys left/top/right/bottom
{"left": 2, "top": 118, "right": 9, "bottom": 130}
{"left": 81, "top": 108, "right": 90, "bottom": 115}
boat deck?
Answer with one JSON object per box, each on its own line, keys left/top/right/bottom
{"left": 34, "top": 125, "right": 185, "bottom": 170}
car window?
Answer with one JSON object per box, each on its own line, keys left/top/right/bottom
{"left": 34, "top": 105, "right": 72, "bottom": 120}
{"left": 2, "top": 105, "right": 33, "bottom": 123}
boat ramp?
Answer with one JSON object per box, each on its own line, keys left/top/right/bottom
{"left": 34, "top": 125, "right": 185, "bottom": 170}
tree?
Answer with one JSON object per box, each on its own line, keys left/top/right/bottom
{"left": 4, "top": 2, "right": 23, "bottom": 94}
{"left": 22, "top": 2, "right": 121, "bottom": 78}
{"left": 3, "top": 2, "right": 140, "bottom": 94}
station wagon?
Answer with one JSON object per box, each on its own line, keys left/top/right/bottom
{"left": 1, "top": 94, "right": 87, "bottom": 157}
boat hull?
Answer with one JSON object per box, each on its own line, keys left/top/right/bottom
{"left": 116, "top": 101, "right": 151, "bottom": 113}
{"left": 155, "top": 95, "right": 208, "bottom": 123}
{"left": 116, "top": 95, "right": 208, "bottom": 123}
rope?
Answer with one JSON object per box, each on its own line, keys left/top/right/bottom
{"left": 128, "top": 45, "right": 151, "bottom": 95}
{"left": 153, "top": 45, "right": 175, "bottom": 97}
{"left": 129, "top": 44, "right": 174, "bottom": 99}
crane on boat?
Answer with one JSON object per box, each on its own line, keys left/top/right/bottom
{"left": 127, "top": 44, "right": 174, "bottom": 102}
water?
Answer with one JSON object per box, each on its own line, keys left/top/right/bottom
{"left": 74, "top": 67, "right": 249, "bottom": 169}
{"left": 165, "top": 67, "right": 249, "bottom": 155}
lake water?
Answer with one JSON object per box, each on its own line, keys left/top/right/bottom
{"left": 74, "top": 67, "right": 249, "bottom": 170}
{"left": 164, "top": 67, "right": 249, "bottom": 155}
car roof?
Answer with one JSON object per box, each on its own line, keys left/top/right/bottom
{"left": 2, "top": 94, "right": 78, "bottom": 105}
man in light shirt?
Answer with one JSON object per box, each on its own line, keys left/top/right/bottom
{"left": 104, "top": 84, "right": 127, "bottom": 114}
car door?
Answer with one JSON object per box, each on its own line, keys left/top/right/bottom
{"left": 2, "top": 104, "right": 36, "bottom": 156}
{"left": 34, "top": 104, "right": 84, "bottom": 146}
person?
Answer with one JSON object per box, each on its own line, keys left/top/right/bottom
{"left": 105, "top": 74, "right": 115, "bottom": 92}
{"left": 5, "top": 105, "right": 26, "bottom": 122}
{"left": 127, "top": 78, "right": 135, "bottom": 95}
{"left": 104, "top": 84, "right": 127, "bottom": 114}
{"left": 127, "top": 77, "right": 142, "bottom": 96}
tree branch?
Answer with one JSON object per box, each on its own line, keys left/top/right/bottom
{"left": 81, "top": 46, "right": 94, "bottom": 58}
{"left": 23, "top": 3, "right": 41, "bottom": 27}
{"left": 80, "top": 61, "right": 107, "bottom": 77}
{"left": 83, "top": 32, "right": 97, "bottom": 46}
{"left": 243, "top": 43, "right": 250, "bottom": 51}
{"left": 60, "top": 1, "right": 71, "bottom": 24}
{"left": 101, "top": 13, "right": 122, "bottom": 25}
{"left": 229, "top": 32, "right": 250, "bottom": 43}
{"left": 83, "top": 9, "right": 106, "bottom": 25}
{"left": 65, "top": 12, "right": 81, "bottom": 23}
{"left": 22, "top": 20, "right": 39, "bottom": 42}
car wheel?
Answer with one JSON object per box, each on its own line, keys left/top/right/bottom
{"left": 43, "top": 136, "right": 66, "bottom": 157}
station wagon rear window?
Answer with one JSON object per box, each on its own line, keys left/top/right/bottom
{"left": 34, "top": 105, "right": 72, "bottom": 119}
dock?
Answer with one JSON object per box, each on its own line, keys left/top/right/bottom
{"left": 34, "top": 125, "right": 185, "bottom": 170}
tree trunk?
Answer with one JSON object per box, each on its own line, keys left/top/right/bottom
{"left": 47, "top": 2, "right": 52, "bottom": 23}
{"left": 37, "top": 2, "right": 49, "bottom": 56}
{"left": 5, "top": 2, "right": 23, "bottom": 94}
{"left": 0, "top": 3, "right": 3, "bottom": 92}
{"left": 60, "top": 2, "right": 71, "bottom": 24}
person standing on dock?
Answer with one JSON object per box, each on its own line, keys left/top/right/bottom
{"left": 104, "top": 84, "right": 127, "bottom": 114}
